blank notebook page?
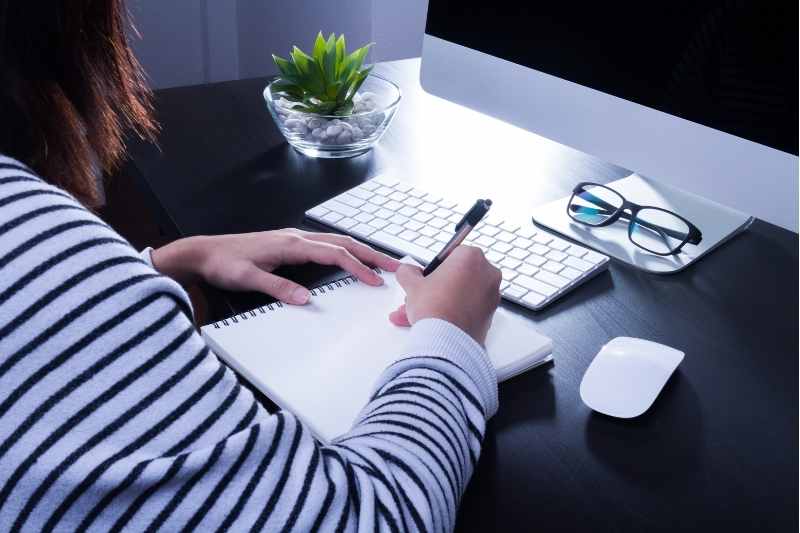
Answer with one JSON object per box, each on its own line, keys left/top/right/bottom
{"left": 202, "top": 264, "right": 552, "bottom": 442}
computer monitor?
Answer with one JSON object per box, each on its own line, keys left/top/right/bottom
{"left": 420, "top": 2, "right": 798, "bottom": 231}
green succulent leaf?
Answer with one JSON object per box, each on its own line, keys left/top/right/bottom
{"left": 272, "top": 33, "right": 373, "bottom": 115}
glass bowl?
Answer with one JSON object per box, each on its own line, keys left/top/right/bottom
{"left": 264, "top": 74, "right": 401, "bottom": 158}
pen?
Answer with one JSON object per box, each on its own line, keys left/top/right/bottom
{"left": 422, "top": 198, "right": 493, "bottom": 276}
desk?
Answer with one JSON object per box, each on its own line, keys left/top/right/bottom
{"left": 126, "top": 58, "right": 798, "bottom": 531}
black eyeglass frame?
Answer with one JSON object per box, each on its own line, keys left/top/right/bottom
{"left": 567, "top": 181, "right": 703, "bottom": 256}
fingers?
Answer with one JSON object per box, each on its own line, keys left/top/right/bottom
{"left": 295, "top": 239, "right": 385, "bottom": 286}
{"left": 395, "top": 263, "right": 424, "bottom": 293}
{"left": 302, "top": 233, "right": 400, "bottom": 272}
{"left": 242, "top": 265, "right": 310, "bottom": 304}
{"left": 388, "top": 304, "right": 411, "bottom": 327}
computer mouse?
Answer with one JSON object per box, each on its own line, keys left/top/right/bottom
{"left": 580, "top": 337, "right": 684, "bottom": 418}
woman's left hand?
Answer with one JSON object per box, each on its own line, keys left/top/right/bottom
{"left": 151, "top": 229, "right": 399, "bottom": 304}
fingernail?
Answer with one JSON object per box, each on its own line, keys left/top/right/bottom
{"left": 291, "top": 287, "right": 310, "bottom": 304}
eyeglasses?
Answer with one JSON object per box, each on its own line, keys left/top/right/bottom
{"left": 567, "top": 182, "right": 702, "bottom": 256}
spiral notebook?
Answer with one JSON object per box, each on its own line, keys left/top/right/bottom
{"left": 201, "top": 261, "right": 553, "bottom": 442}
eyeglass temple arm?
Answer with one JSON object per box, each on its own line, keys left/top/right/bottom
{"left": 571, "top": 192, "right": 698, "bottom": 243}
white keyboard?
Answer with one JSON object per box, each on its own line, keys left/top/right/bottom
{"left": 305, "top": 175, "right": 609, "bottom": 310}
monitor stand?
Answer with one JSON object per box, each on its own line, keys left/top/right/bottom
{"left": 532, "top": 174, "right": 754, "bottom": 274}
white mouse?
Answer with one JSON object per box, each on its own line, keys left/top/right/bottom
{"left": 580, "top": 337, "right": 684, "bottom": 418}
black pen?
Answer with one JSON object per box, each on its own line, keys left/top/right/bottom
{"left": 422, "top": 198, "right": 493, "bottom": 276}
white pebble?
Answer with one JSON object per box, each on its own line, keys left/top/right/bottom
{"left": 362, "top": 123, "right": 376, "bottom": 135}
{"left": 311, "top": 127, "right": 327, "bottom": 140}
{"left": 307, "top": 117, "right": 326, "bottom": 129}
{"left": 337, "top": 131, "right": 353, "bottom": 144}
{"left": 351, "top": 126, "right": 364, "bottom": 141}
{"left": 326, "top": 125, "right": 342, "bottom": 136}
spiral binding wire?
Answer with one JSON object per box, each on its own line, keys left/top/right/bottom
{"left": 211, "top": 267, "right": 383, "bottom": 329}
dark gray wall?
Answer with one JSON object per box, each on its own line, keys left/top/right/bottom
{"left": 127, "top": 0, "right": 428, "bottom": 89}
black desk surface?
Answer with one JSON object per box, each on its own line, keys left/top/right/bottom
{"left": 127, "top": 58, "right": 798, "bottom": 532}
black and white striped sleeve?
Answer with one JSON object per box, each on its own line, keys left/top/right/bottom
{"left": 0, "top": 155, "right": 498, "bottom": 532}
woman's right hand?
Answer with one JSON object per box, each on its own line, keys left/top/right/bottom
{"left": 389, "top": 246, "right": 502, "bottom": 345}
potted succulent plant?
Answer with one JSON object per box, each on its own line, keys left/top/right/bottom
{"left": 264, "top": 32, "right": 401, "bottom": 158}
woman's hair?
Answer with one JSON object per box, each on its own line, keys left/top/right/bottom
{"left": 0, "top": 0, "right": 157, "bottom": 207}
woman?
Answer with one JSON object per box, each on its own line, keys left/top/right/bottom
{"left": 0, "top": 1, "right": 501, "bottom": 531}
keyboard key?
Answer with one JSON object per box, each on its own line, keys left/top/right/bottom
{"left": 399, "top": 229, "right": 419, "bottom": 241}
{"left": 420, "top": 226, "right": 438, "bottom": 238}
{"left": 376, "top": 186, "right": 394, "bottom": 197}
{"left": 485, "top": 214, "right": 504, "bottom": 226}
{"left": 503, "top": 284, "right": 528, "bottom": 300}
{"left": 429, "top": 217, "right": 449, "bottom": 229}
{"left": 536, "top": 270, "right": 570, "bottom": 289}
{"left": 321, "top": 211, "right": 343, "bottom": 224}
{"left": 389, "top": 214, "right": 409, "bottom": 225}
{"left": 522, "top": 291, "right": 547, "bottom": 307}
{"left": 584, "top": 251, "right": 607, "bottom": 264}
{"left": 475, "top": 235, "right": 496, "bottom": 247}
{"left": 486, "top": 250, "right": 504, "bottom": 264}
{"left": 501, "top": 268, "right": 518, "bottom": 281}
{"left": 419, "top": 202, "right": 438, "bottom": 213}
{"left": 434, "top": 207, "right": 452, "bottom": 219}
{"left": 533, "top": 233, "right": 553, "bottom": 245}
{"left": 322, "top": 199, "right": 359, "bottom": 218}
{"left": 351, "top": 223, "right": 376, "bottom": 238}
{"left": 369, "top": 195, "right": 388, "bottom": 206}
{"left": 384, "top": 223, "right": 404, "bottom": 235}
{"left": 370, "top": 231, "right": 437, "bottom": 262}
{"left": 500, "top": 221, "right": 520, "bottom": 233}
{"left": 479, "top": 225, "right": 501, "bottom": 237}
{"left": 404, "top": 197, "right": 423, "bottom": 207}
{"left": 408, "top": 188, "right": 427, "bottom": 198}
{"left": 405, "top": 220, "right": 424, "bottom": 232}
{"left": 394, "top": 182, "right": 414, "bottom": 193}
{"left": 390, "top": 191, "right": 408, "bottom": 202}
{"left": 354, "top": 212, "right": 374, "bottom": 224}
{"left": 375, "top": 208, "right": 394, "bottom": 219}
{"left": 384, "top": 200, "right": 403, "bottom": 211}
{"left": 349, "top": 187, "right": 374, "bottom": 200}
{"left": 415, "top": 235, "right": 436, "bottom": 248}
{"left": 499, "top": 280, "right": 511, "bottom": 292}
{"left": 338, "top": 217, "right": 358, "bottom": 230}
{"left": 496, "top": 231, "right": 515, "bottom": 243}
{"left": 439, "top": 199, "right": 458, "bottom": 209}
{"left": 360, "top": 180, "right": 380, "bottom": 191}
{"left": 423, "top": 193, "right": 442, "bottom": 204}
{"left": 361, "top": 202, "right": 379, "bottom": 214}
{"left": 306, "top": 205, "right": 329, "bottom": 218}
{"left": 524, "top": 254, "right": 547, "bottom": 267}
{"left": 373, "top": 175, "right": 399, "bottom": 187}
{"left": 515, "top": 274, "right": 557, "bottom": 297}
{"left": 368, "top": 218, "right": 389, "bottom": 230}
{"left": 560, "top": 266, "right": 582, "bottom": 280}
{"left": 448, "top": 213, "right": 463, "bottom": 224}
{"left": 509, "top": 247, "right": 529, "bottom": 260}
{"left": 530, "top": 243, "right": 550, "bottom": 256}
{"left": 500, "top": 257, "right": 522, "bottom": 269}
{"left": 546, "top": 250, "right": 567, "bottom": 262}
{"left": 549, "top": 237, "right": 571, "bottom": 251}
{"left": 399, "top": 206, "right": 417, "bottom": 217}
{"left": 542, "top": 260, "right": 565, "bottom": 274}
{"left": 337, "top": 193, "right": 365, "bottom": 208}
{"left": 412, "top": 212, "right": 434, "bottom": 223}
{"left": 492, "top": 241, "right": 513, "bottom": 254}
{"left": 435, "top": 231, "right": 452, "bottom": 243}
{"left": 566, "top": 244, "right": 588, "bottom": 257}
{"left": 516, "top": 226, "right": 537, "bottom": 239}
{"left": 453, "top": 204, "right": 468, "bottom": 214}
{"left": 564, "top": 255, "right": 593, "bottom": 272}
{"left": 517, "top": 263, "right": 538, "bottom": 277}
{"left": 512, "top": 237, "right": 533, "bottom": 249}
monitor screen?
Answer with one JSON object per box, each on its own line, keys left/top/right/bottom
{"left": 426, "top": 2, "right": 798, "bottom": 155}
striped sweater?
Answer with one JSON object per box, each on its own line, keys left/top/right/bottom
{"left": 0, "top": 155, "right": 498, "bottom": 532}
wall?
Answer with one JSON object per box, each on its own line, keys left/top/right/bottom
{"left": 127, "top": 0, "right": 429, "bottom": 89}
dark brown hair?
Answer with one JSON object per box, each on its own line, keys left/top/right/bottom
{"left": 0, "top": 0, "right": 157, "bottom": 207}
